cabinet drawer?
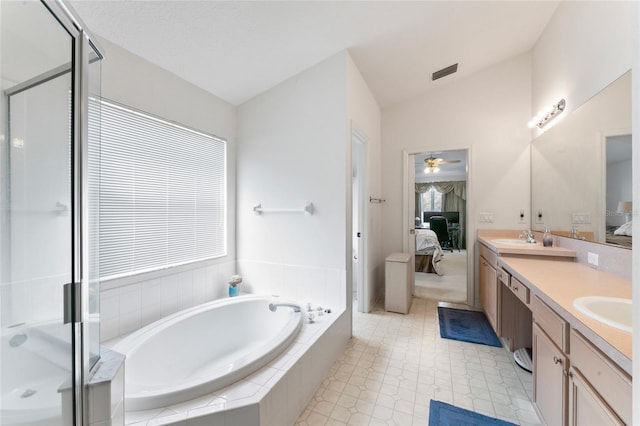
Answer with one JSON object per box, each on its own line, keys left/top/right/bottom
{"left": 497, "top": 267, "right": 510, "bottom": 286}
{"left": 479, "top": 244, "right": 497, "bottom": 268}
{"left": 570, "top": 329, "right": 631, "bottom": 425}
{"left": 510, "top": 276, "right": 529, "bottom": 305}
{"left": 532, "top": 295, "right": 568, "bottom": 352}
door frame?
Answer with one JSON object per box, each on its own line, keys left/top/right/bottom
{"left": 599, "top": 129, "right": 632, "bottom": 242}
{"left": 352, "top": 128, "right": 369, "bottom": 313}
{"left": 401, "top": 145, "right": 475, "bottom": 307}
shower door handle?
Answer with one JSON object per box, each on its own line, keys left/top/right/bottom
{"left": 63, "top": 282, "right": 82, "bottom": 324}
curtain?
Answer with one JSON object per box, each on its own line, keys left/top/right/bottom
{"left": 415, "top": 181, "right": 466, "bottom": 249}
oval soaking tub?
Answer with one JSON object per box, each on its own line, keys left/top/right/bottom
{"left": 113, "top": 295, "right": 303, "bottom": 411}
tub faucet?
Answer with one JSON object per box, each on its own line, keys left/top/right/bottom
{"left": 268, "top": 303, "right": 301, "bottom": 313}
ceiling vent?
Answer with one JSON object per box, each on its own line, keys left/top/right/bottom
{"left": 432, "top": 63, "right": 458, "bottom": 81}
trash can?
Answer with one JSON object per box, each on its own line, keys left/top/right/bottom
{"left": 385, "top": 252, "right": 412, "bottom": 314}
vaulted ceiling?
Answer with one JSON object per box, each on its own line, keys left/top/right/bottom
{"left": 70, "top": 1, "right": 559, "bottom": 107}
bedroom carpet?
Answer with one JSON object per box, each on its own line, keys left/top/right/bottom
{"left": 438, "top": 306, "right": 502, "bottom": 347}
{"left": 415, "top": 249, "right": 466, "bottom": 303}
{"left": 428, "top": 400, "right": 518, "bottom": 426}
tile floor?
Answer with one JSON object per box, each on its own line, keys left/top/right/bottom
{"left": 295, "top": 297, "right": 540, "bottom": 426}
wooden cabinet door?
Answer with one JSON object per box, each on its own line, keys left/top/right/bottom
{"left": 479, "top": 257, "right": 498, "bottom": 331}
{"left": 533, "top": 323, "right": 567, "bottom": 426}
{"left": 568, "top": 367, "right": 623, "bottom": 426}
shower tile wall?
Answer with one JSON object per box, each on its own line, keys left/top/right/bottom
{"left": 0, "top": 276, "right": 64, "bottom": 326}
{"left": 99, "top": 261, "right": 235, "bottom": 342}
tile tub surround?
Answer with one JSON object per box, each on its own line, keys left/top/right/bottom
{"left": 296, "top": 298, "right": 540, "bottom": 426}
{"left": 88, "top": 347, "right": 125, "bottom": 426}
{"left": 237, "top": 260, "right": 347, "bottom": 310}
{"left": 118, "top": 304, "right": 350, "bottom": 426}
{"left": 100, "top": 261, "right": 235, "bottom": 342}
{"left": 100, "top": 260, "right": 346, "bottom": 343}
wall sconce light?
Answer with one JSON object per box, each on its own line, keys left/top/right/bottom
{"left": 528, "top": 98, "right": 566, "bottom": 128}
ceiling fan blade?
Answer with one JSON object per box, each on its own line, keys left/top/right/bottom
{"left": 424, "top": 157, "right": 444, "bottom": 165}
{"left": 438, "top": 159, "right": 461, "bottom": 165}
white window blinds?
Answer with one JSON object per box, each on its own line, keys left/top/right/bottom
{"left": 91, "top": 99, "right": 226, "bottom": 280}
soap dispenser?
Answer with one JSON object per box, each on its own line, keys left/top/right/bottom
{"left": 543, "top": 227, "right": 553, "bottom": 247}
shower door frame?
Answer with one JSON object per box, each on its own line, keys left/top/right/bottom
{"left": 5, "top": 1, "right": 105, "bottom": 424}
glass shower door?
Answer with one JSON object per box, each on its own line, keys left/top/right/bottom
{"left": 1, "top": 1, "right": 76, "bottom": 424}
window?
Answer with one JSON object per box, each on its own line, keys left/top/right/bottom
{"left": 90, "top": 99, "right": 226, "bottom": 280}
{"left": 422, "top": 187, "right": 443, "bottom": 212}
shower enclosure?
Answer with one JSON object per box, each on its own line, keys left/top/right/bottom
{"left": 1, "top": 1, "right": 102, "bottom": 424}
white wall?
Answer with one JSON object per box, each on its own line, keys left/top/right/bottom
{"left": 531, "top": 1, "right": 632, "bottom": 129}
{"left": 346, "top": 53, "right": 382, "bottom": 311}
{"left": 236, "top": 52, "right": 348, "bottom": 310}
{"left": 96, "top": 38, "right": 238, "bottom": 341}
{"left": 381, "top": 53, "right": 532, "bottom": 304}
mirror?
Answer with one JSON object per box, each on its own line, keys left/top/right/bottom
{"left": 531, "top": 71, "right": 631, "bottom": 248}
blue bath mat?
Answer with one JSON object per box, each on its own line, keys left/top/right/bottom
{"left": 437, "top": 307, "right": 501, "bottom": 347}
{"left": 429, "top": 400, "right": 517, "bottom": 426}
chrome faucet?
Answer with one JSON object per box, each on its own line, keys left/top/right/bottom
{"left": 519, "top": 230, "right": 537, "bottom": 244}
{"left": 268, "top": 302, "right": 301, "bottom": 313}
{"left": 569, "top": 226, "right": 585, "bottom": 240}
{"left": 569, "top": 226, "right": 577, "bottom": 238}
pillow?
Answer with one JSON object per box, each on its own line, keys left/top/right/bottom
{"left": 614, "top": 221, "right": 632, "bottom": 236}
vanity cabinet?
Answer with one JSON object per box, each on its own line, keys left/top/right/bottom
{"left": 568, "top": 367, "right": 623, "bottom": 426}
{"left": 532, "top": 295, "right": 631, "bottom": 426}
{"left": 532, "top": 295, "right": 569, "bottom": 425}
{"left": 533, "top": 322, "right": 567, "bottom": 426}
{"left": 479, "top": 245, "right": 499, "bottom": 333}
{"left": 569, "top": 329, "right": 630, "bottom": 425}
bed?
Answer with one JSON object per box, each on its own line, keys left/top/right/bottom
{"left": 605, "top": 222, "right": 632, "bottom": 248}
{"left": 415, "top": 229, "right": 444, "bottom": 275}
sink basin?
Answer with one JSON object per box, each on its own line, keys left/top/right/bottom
{"left": 491, "top": 238, "right": 530, "bottom": 245}
{"left": 573, "top": 296, "right": 632, "bottom": 333}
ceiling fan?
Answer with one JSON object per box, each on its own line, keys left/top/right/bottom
{"left": 423, "top": 155, "right": 461, "bottom": 174}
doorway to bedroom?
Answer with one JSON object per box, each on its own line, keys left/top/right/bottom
{"left": 410, "top": 149, "right": 468, "bottom": 304}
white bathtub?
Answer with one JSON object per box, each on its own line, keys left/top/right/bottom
{"left": 113, "top": 295, "right": 303, "bottom": 411}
